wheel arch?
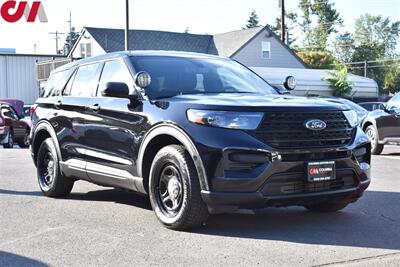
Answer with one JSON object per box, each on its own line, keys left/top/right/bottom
{"left": 32, "top": 120, "right": 61, "bottom": 165}
{"left": 137, "top": 123, "right": 209, "bottom": 194}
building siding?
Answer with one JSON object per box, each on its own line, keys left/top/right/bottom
{"left": 231, "top": 29, "right": 305, "bottom": 69}
{"left": 71, "top": 31, "right": 106, "bottom": 59}
{"left": 0, "top": 55, "right": 58, "bottom": 104}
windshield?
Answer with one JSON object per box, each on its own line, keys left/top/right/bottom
{"left": 130, "top": 56, "right": 278, "bottom": 99}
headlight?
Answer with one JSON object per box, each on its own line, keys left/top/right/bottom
{"left": 343, "top": 110, "right": 359, "bottom": 127}
{"left": 187, "top": 109, "right": 263, "bottom": 130}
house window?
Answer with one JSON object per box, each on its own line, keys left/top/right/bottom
{"left": 79, "top": 43, "right": 85, "bottom": 58}
{"left": 261, "top": 41, "right": 271, "bottom": 59}
{"left": 79, "top": 43, "right": 92, "bottom": 58}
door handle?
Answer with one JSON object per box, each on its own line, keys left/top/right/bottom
{"left": 54, "top": 100, "right": 62, "bottom": 109}
{"left": 89, "top": 104, "right": 100, "bottom": 111}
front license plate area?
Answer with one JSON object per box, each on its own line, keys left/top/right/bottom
{"left": 307, "top": 161, "right": 336, "bottom": 182}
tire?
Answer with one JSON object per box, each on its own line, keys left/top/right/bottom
{"left": 3, "top": 129, "right": 14, "bottom": 148}
{"left": 304, "top": 202, "right": 349, "bottom": 213}
{"left": 18, "top": 129, "right": 30, "bottom": 148}
{"left": 365, "top": 125, "right": 384, "bottom": 155}
{"left": 37, "top": 138, "right": 74, "bottom": 197}
{"left": 149, "top": 145, "right": 209, "bottom": 230}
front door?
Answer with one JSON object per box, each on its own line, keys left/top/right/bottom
{"left": 84, "top": 59, "right": 149, "bottom": 190}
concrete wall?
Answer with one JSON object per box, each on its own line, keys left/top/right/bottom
{"left": 0, "top": 54, "right": 61, "bottom": 104}
{"left": 232, "top": 29, "right": 305, "bottom": 69}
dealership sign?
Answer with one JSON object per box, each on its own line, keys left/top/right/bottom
{"left": 0, "top": 1, "right": 47, "bottom": 22}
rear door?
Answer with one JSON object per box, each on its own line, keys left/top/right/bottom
{"left": 85, "top": 59, "right": 147, "bottom": 190}
{"left": 376, "top": 94, "right": 400, "bottom": 140}
{"left": 55, "top": 62, "right": 103, "bottom": 179}
{"left": 1, "top": 105, "right": 25, "bottom": 139}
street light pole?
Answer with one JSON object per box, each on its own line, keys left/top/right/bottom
{"left": 125, "top": 0, "right": 129, "bottom": 51}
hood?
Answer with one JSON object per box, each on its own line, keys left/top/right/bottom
{"left": 162, "top": 93, "right": 349, "bottom": 111}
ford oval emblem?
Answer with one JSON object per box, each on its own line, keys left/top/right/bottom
{"left": 304, "top": 119, "right": 327, "bottom": 131}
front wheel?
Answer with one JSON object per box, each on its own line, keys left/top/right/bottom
{"left": 37, "top": 138, "right": 74, "bottom": 197}
{"left": 149, "top": 145, "right": 209, "bottom": 230}
{"left": 3, "top": 130, "right": 14, "bottom": 148}
{"left": 304, "top": 202, "right": 348, "bottom": 213}
{"left": 365, "top": 125, "right": 384, "bottom": 155}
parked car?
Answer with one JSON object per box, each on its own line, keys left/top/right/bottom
{"left": 359, "top": 102, "right": 386, "bottom": 111}
{"left": 0, "top": 101, "right": 30, "bottom": 148}
{"left": 362, "top": 92, "right": 400, "bottom": 154}
{"left": 30, "top": 51, "right": 371, "bottom": 230}
{"left": 21, "top": 104, "right": 33, "bottom": 128}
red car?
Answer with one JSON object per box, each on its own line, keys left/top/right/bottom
{"left": 0, "top": 101, "right": 30, "bottom": 148}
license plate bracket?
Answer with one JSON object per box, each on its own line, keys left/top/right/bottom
{"left": 307, "top": 161, "right": 336, "bottom": 182}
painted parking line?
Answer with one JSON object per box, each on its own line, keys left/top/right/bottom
{"left": 380, "top": 156, "right": 400, "bottom": 160}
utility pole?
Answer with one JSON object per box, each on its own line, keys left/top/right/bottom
{"left": 49, "top": 31, "right": 64, "bottom": 54}
{"left": 280, "top": 0, "right": 286, "bottom": 44}
{"left": 364, "top": 60, "right": 368, "bottom": 77}
{"left": 67, "top": 12, "right": 72, "bottom": 54}
{"left": 125, "top": 0, "right": 129, "bottom": 51}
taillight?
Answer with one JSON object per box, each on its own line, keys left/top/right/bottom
{"left": 30, "top": 104, "right": 38, "bottom": 118}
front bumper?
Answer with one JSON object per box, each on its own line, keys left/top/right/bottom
{"left": 190, "top": 125, "right": 371, "bottom": 210}
{"left": 0, "top": 126, "right": 9, "bottom": 144}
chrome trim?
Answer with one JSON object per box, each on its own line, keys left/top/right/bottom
{"left": 86, "top": 162, "right": 135, "bottom": 180}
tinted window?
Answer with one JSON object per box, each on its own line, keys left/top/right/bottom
{"left": 130, "top": 56, "right": 277, "bottom": 99}
{"left": 389, "top": 93, "right": 400, "bottom": 108}
{"left": 97, "top": 60, "right": 134, "bottom": 96}
{"left": 43, "top": 71, "right": 68, "bottom": 97}
{"left": 1, "top": 106, "right": 18, "bottom": 120}
{"left": 68, "top": 63, "right": 102, "bottom": 97}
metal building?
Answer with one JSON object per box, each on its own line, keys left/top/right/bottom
{"left": 0, "top": 53, "right": 66, "bottom": 104}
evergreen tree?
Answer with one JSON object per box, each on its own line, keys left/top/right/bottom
{"left": 245, "top": 10, "right": 260, "bottom": 29}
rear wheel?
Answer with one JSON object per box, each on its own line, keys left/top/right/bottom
{"left": 37, "top": 138, "right": 74, "bottom": 197}
{"left": 304, "top": 202, "right": 348, "bottom": 213}
{"left": 149, "top": 145, "right": 209, "bottom": 230}
{"left": 3, "top": 129, "right": 14, "bottom": 148}
{"left": 365, "top": 125, "right": 384, "bottom": 155}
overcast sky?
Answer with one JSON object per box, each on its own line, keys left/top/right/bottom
{"left": 0, "top": 0, "right": 399, "bottom": 54}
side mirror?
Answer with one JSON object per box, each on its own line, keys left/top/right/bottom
{"left": 134, "top": 71, "right": 151, "bottom": 89}
{"left": 284, "top": 76, "right": 296, "bottom": 91}
{"left": 101, "top": 82, "right": 129, "bottom": 98}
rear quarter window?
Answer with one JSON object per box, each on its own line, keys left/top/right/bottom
{"left": 42, "top": 71, "right": 68, "bottom": 97}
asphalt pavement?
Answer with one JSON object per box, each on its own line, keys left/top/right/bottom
{"left": 0, "top": 146, "right": 400, "bottom": 267}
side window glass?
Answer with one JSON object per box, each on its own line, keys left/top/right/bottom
{"left": 43, "top": 71, "right": 66, "bottom": 97}
{"left": 2, "top": 107, "right": 18, "bottom": 119}
{"left": 69, "top": 63, "right": 102, "bottom": 97}
{"left": 97, "top": 60, "right": 134, "bottom": 96}
{"left": 63, "top": 70, "right": 77, "bottom": 96}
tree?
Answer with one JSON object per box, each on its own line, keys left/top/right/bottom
{"left": 298, "top": 0, "right": 343, "bottom": 50}
{"left": 383, "top": 65, "right": 400, "bottom": 93}
{"left": 297, "top": 50, "right": 336, "bottom": 69}
{"left": 354, "top": 14, "right": 400, "bottom": 59}
{"left": 350, "top": 14, "right": 400, "bottom": 93}
{"left": 270, "top": 11, "right": 298, "bottom": 45}
{"left": 332, "top": 32, "right": 354, "bottom": 64}
{"left": 325, "top": 65, "right": 353, "bottom": 97}
{"left": 244, "top": 10, "right": 260, "bottom": 29}
{"left": 63, "top": 27, "right": 80, "bottom": 55}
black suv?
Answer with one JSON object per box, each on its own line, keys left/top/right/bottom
{"left": 31, "top": 51, "right": 371, "bottom": 230}
{"left": 363, "top": 92, "right": 400, "bottom": 154}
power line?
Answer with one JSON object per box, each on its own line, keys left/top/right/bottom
{"left": 49, "top": 31, "right": 64, "bottom": 54}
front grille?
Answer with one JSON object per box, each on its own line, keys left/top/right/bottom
{"left": 262, "top": 169, "right": 358, "bottom": 196}
{"left": 253, "top": 111, "right": 355, "bottom": 148}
